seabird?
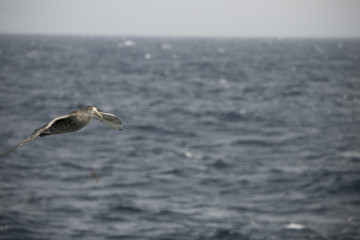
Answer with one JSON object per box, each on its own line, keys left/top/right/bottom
{"left": 0, "top": 106, "right": 123, "bottom": 157}
{"left": 89, "top": 168, "right": 100, "bottom": 182}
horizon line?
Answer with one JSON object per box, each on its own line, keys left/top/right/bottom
{"left": 1, "top": 31, "right": 360, "bottom": 40}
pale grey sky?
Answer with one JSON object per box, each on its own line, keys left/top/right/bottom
{"left": 0, "top": 0, "right": 360, "bottom": 38}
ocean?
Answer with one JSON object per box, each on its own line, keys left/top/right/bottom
{"left": 0, "top": 35, "right": 359, "bottom": 240}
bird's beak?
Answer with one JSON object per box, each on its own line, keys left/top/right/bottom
{"left": 94, "top": 111, "right": 102, "bottom": 119}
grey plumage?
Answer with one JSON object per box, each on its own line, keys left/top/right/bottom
{"left": 0, "top": 106, "right": 123, "bottom": 157}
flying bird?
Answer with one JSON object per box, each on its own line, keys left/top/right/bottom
{"left": 0, "top": 106, "right": 123, "bottom": 157}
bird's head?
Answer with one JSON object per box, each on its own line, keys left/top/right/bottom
{"left": 85, "top": 106, "right": 102, "bottom": 119}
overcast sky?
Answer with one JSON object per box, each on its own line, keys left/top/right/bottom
{"left": 0, "top": 0, "right": 359, "bottom": 38}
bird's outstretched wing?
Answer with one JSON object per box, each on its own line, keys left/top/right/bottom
{"left": 94, "top": 112, "right": 123, "bottom": 131}
{"left": 0, "top": 115, "right": 71, "bottom": 158}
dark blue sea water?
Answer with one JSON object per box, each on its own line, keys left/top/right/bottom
{"left": 0, "top": 35, "right": 360, "bottom": 240}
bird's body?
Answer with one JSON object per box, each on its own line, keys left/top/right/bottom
{"left": 38, "top": 109, "right": 92, "bottom": 136}
{"left": 0, "top": 106, "right": 123, "bottom": 157}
